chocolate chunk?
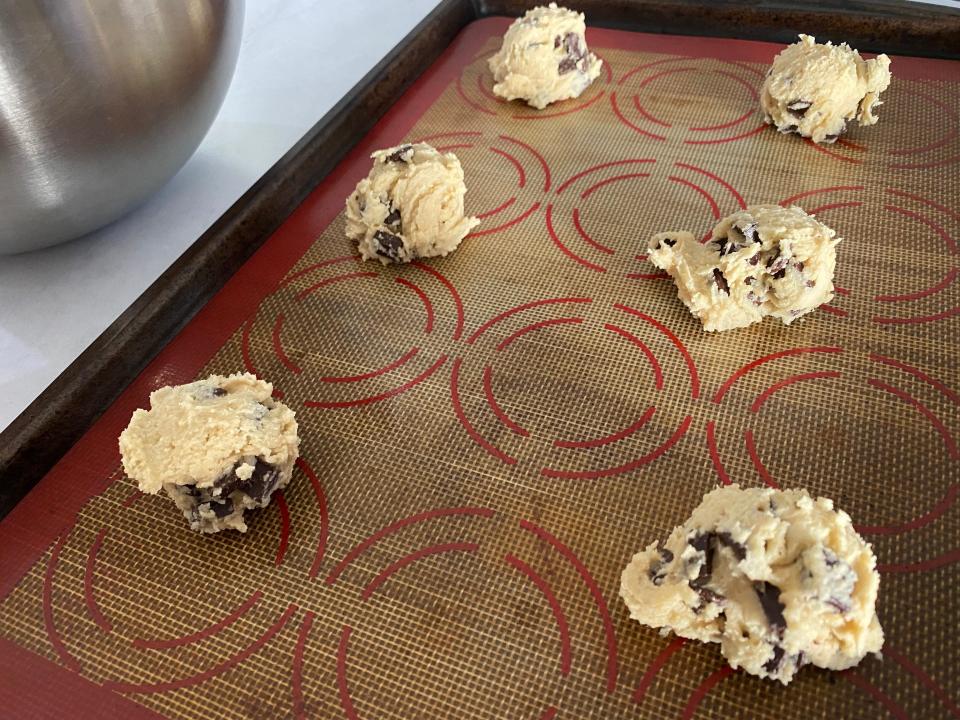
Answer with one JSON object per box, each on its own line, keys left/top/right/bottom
{"left": 747, "top": 291, "right": 763, "bottom": 306}
{"left": 739, "top": 222, "right": 759, "bottom": 244}
{"left": 716, "top": 531, "right": 747, "bottom": 561}
{"left": 210, "top": 499, "right": 235, "bottom": 518}
{"left": 688, "top": 532, "right": 714, "bottom": 589}
{"left": 553, "top": 34, "right": 562, "bottom": 48}
{"left": 243, "top": 459, "right": 280, "bottom": 503}
{"left": 696, "top": 586, "right": 725, "bottom": 605}
{"left": 795, "top": 261, "right": 805, "bottom": 272}
{"left": 779, "top": 124, "right": 798, "bottom": 134}
{"left": 373, "top": 230, "right": 404, "bottom": 262}
{"left": 823, "top": 134, "right": 839, "bottom": 144}
{"left": 558, "top": 32, "right": 585, "bottom": 75}
{"left": 767, "top": 254, "right": 789, "bottom": 276}
{"left": 648, "top": 547, "right": 675, "bottom": 586}
{"left": 764, "top": 645, "right": 785, "bottom": 673}
{"left": 773, "top": 268, "right": 786, "bottom": 280}
{"left": 805, "top": 280, "right": 816, "bottom": 288}
{"left": 211, "top": 387, "right": 227, "bottom": 397}
{"left": 787, "top": 100, "right": 812, "bottom": 115}
{"left": 748, "top": 254, "right": 760, "bottom": 266}
{"left": 663, "top": 237, "right": 676, "bottom": 247}
{"left": 384, "top": 207, "right": 401, "bottom": 231}
{"left": 744, "top": 277, "right": 755, "bottom": 285}
{"left": 754, "top": 582, "right": 786, "bottom": 635}
{"left": 714, "top": 237, "right": 728, "bottom": 254}
{"left": 713, "top": 269, "right": 730, "bottom": 295}
{"left": 385, "top": 145, "right": 413, "bottom": 163}
{"left": 558, "top": 56, "right": 579, "bottom": 75}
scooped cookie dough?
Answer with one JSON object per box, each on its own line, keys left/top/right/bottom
{"left": 345, "top": 143, "right": 480, "bottom": 264}
{"left": 119, "top": 373, "right": 299, "bottom": 534}
{"left": 761, "top": 34, "right": 891, "bottom": 144}
{"left": 648, "top": 205, "right": 840, "bottom": 332}
{"left": 620, "top": 485, "right": 884, "bottom": 684}
{"left": 488, "top": 3, "right": 602, "bottom": 109}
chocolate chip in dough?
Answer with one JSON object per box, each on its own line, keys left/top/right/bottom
{"left": 648, "top": 547, "right": 675, "bottom": 586}
{"left": 787, "top": 100, "right": 812, "bottom": 115}
{"left": 373, "top": 230, "right": 404, "bottom": 262}
{"left": 243, "top": 459, "right": 280, "bottom": 503}
{"left": 557, "top": 32, "right": 585, "bottom": 75}
{"left": 716, "top": 531, "right": 747, "bottom": 561}
{"left": 385, "top": 145, "right": 413, "bottom": 163}
{"left": 696, "top": 586, "right": 725, "bottom": 605}
{"left": 754, "top": 581, "right": 787, "bottom": 635}
{"left": 384, "top": 207, "right": 401, "bottom": 231}
{"left": 210, "top": 499, "right": 235, "bottom": 519}
{"left": 764, "top": 644, "right": 785, "bottom": 673}
{"left": 713, "top": 268, "right": 730, "bottom": 294}
{"left": 211, "top": 387, "right": 227, "bottom": 397}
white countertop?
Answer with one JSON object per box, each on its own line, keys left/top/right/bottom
{"left": 1, "top": 0, "right": 957, "bottom": 433}
{"left": 0, "top": 0, "right": 442, "bottom": 432}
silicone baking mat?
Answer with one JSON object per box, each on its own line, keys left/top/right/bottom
{"left": 1, "top": 17, "right": 957, "bottom": 720}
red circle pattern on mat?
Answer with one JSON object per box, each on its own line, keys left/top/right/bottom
{"left": 450, "top": 299, "right": 696, "bottom": 477}
{"left": 546, "top": 159, "right": 746, "bottom": 276}
{"left": 778, "top": 186, "right": 960, "bottom": 325}
{"left": 800, "top": 86, "right": 960, "bottom": 171}
{"left": 611, "top": 58, "right": 766, "bottom": 145}
{"left": 706, "top": 347, "right": 959, "bottom": 569}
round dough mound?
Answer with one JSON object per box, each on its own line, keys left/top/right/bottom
{"left": 345, "top": 143, "right": 480, "bottom": 264}
{"left": 648, "top": 204, "right": 840, "bottom": 332}
{"left": 620, "top": 485, "right": 884, "bottom": 684}
{"left": 761, "top": 34, "right": 891, "bottom": 144}
{"left": 488, "top": 3, "right": 602, "bottom": 110}
{"left": 119, "top": 373, "right": 299, "bottom": 533}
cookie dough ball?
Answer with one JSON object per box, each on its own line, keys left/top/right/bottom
{"left": 620, "top": 485, "right": 884, "bottom": 684}
{"left": 488, "top": 3, "right": 602, "bottom": 110}
{"left": 761, "top": 34, "right": 891, "bottom": 144}
{"left": 345, "top": 143, "right": 480, "bottom": 264}
{"left": 648, "top": 205, "right": 840, "bottom": 332}
{"left": 119, "top": 373, "right": 299, "bottom": 534}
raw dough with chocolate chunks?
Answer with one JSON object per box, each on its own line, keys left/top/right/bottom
{"left": 648, "top": 205, "right": 840, "bottom": 332}
{"left": 488, "top": 3, "right": 602, "bottom": 109}
{"left": 345, "top": 142, "right": 479, "bottom": 264}
{"left": 119, "top": 373, "right": 299, "bottom": 534}
{"left": 620, "top": 485, "right": 884, "bottom": 684}
{"left": 761, "top": 34, "right": 891, "bottom": 144}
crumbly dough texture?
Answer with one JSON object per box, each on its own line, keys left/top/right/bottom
{"left": 621, "top": 485, "right": 884, "bottom": 684}
{"left": 488, "top": 3, "right": 602, "bottom": 110}
{"left": 119, "top": 373, "right": 299, "bottom": 533}
{"left": 761, "top": 34, "right": 891, "bottom": 144}
{"left": 648, "top": 204, "right": 839, "bottom": 332}
{"left": 345, "top": 143, "right": 480, "bottom": 264}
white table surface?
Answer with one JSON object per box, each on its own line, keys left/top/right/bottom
{"left": 0, "top": 0, "right": 443, "bottom": 432}
{"left": 1, "top": 0, "right": 957, "bottom": 433}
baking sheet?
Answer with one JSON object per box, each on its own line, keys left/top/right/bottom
{"left": 0, "top": 17, "right": 957, "bottom": 720}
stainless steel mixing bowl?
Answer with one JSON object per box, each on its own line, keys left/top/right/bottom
{"left": 0, "top": 0, "right": 243, "bottom": 254}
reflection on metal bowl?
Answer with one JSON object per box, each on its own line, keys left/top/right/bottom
{"left": 0, "top": 0, "right": 243, "bottom": 254}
